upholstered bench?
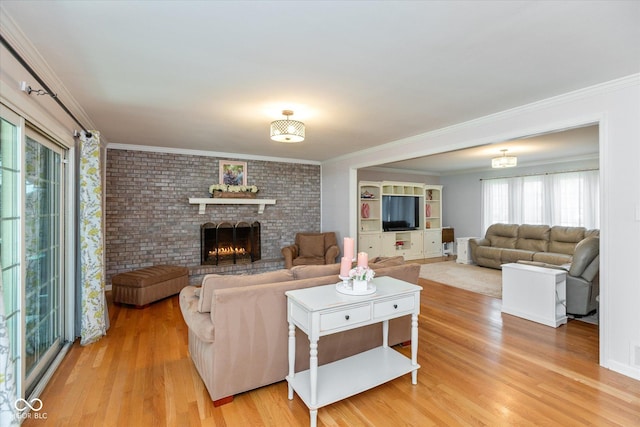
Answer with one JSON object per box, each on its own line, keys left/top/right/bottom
{"left": 112, "top": 265, "right": 189, "bottom": 308}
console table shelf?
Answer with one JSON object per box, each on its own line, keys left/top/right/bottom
{"left": 188, "top": 198, "right": 276, "bottom": 214}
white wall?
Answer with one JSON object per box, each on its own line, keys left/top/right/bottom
{"left": 321, "top": 75, "right": 640, "bottom": 381}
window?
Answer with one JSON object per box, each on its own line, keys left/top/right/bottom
{"left": 481, "top": 170, "right": 599, "bottom": 233}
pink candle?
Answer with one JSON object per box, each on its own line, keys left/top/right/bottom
{"left": 357, "top": 252, "right": 368, "bottom": 268}
{"left": 340, "top": 257, "right": 351, "bottom": 277}
{"left": 343, "top": 237, "right": 354, "bottom": 261}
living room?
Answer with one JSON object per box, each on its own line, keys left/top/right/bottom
{"left": 1, "top": 1, "right": 639, "bottom": 425}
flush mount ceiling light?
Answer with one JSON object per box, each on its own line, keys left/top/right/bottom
{"left": 270, "top": 110, "right": 305, "bottom": 143}
{"left": 492, "top": 149, "right": 518, "bottom": 168}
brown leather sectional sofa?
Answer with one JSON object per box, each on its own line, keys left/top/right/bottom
{"left": 470, "top": 223, "right": 599, "bottom": 269}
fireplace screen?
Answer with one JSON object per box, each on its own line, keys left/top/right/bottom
{"left": 201, "top": 222, "right": 261, "bottom": 265}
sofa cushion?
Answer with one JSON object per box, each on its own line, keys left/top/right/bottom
{"left": 549, "top": 226, "right": 585, "bottom": 255}
{"left": 585, "top": 229, "right": 600, "bottom": 238}
{"left": 501, "top": 249, "right": 534, "bottom": 264}
{"left": 298, "top": 234, "right": 326, "bottom": 257}
{"left": 292, "top": 263, "right": 341, "bottom": 279}
{"left": 532, "top": 252, "right": 573, "bottom": 265}
{"left": 486, "top": 223, "right": 518, "bottom": 249}
{"left": 292, "top": 256, "right": 326, "bottom": 267}
{"left": 370, "top": 256, "right": 405, "bottom": 268}
{"left": 197, "top": 269, "right": 294, "bottom": 313}
{"left": 516, "top": 224, "right": 549, "bottom": 252}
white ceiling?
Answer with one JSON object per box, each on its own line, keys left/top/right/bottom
{"left": 374, "top": 124, "right": 600, "bottom": 175}
{"left": 1, "top": 1, "right": 638, "bottom": 170}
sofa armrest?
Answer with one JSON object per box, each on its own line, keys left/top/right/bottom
{"left": 281, "top": 244, "right": 299, "bottom": 269}
{"left": 179, "top": 286, "right": 215, "bottom": 342}
{"left": 324, "top": 245, "right": 340, "bottom": 265}
{"left": 469, "top": 238, "right": 489, "bottom": 263}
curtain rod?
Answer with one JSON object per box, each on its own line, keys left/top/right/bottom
{"left": 479, "top": 167, "right": 599, "bottom": 181}
{"left": 0, "top": 34, "right": 92, "bottom": 138}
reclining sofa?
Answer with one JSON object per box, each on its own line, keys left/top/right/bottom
{"left": 470, "top": 223, "right": 599, "bottom": 269}
{"left": 470, "top": 223, "right": 600, "bottom": 315}
{"left": 179, "top": 257, "right": 419, "bottom": 405}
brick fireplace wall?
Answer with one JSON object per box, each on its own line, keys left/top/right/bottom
{"left": 105, "top": 149, "right": 321, "bottom": 285}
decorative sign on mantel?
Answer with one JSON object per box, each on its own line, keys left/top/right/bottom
{"left": 188, "top": 198, "right": 276, "bottom": 215}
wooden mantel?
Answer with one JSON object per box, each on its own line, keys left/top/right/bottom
{"left": 188, "top": 198, "right": 276, "bottom": 214}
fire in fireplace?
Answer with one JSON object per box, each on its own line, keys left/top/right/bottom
{"left": 200, "top": 222, "right": 261, "bottom": 265}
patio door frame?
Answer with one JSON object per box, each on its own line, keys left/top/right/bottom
{"left": 1, "top": 102, "right": 76, "bottom": 402}
{"left": 23, "top": 126, "right": 66, "bottom": 395}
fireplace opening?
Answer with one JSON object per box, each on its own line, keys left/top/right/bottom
{"left": 201, "top": 222, "right": 261, "bottom": 265}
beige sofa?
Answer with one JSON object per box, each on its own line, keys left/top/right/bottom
{"left": 470, "top": 223, "right": 599, "bottom": 269}
{"left": 179, "top": 257, "right": 419, "bottom": 405}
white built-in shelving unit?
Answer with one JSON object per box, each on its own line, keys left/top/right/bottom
{"left": 357, "top": 181, "right": 443, "bottom": 260}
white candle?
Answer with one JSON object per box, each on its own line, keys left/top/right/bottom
{"left": 343, "top": 237, "right": 354, "bottom": 261}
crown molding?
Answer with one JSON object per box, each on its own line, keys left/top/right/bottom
{"left": 106, "top": 143, "right": 321, "bottom": 165}
{"left": 0, "top": 6, "right": 98, "bottom": 134}
{"left": 325, "top": 73, "right": 640, "bottom": 165}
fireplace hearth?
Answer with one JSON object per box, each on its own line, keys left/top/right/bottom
{"left": 201, "top": 222, "right": 261, "bottom": 265}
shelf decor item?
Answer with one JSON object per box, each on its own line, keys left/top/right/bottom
{"left": 349, "top": 266, "right": 375, "bottom": 292}
{"left": 219, "top": 160, "right": 247, "bottom": 185}
{"left": 209, "top": 184, "right": 259, "bottom": 198}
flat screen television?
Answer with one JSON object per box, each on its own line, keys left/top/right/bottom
{"left": 382, "top": 195, "right": 420, "bottom": 231}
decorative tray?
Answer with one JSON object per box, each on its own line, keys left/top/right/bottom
{"left": 335, "top": 280, "right": 377, "bottom": 295}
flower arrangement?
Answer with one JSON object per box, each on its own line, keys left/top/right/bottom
{"left": 209, "top": 184, "right": 259, "bottom": 194}
{"left": 348, "top": 266, "right": 375, "bottom": 282}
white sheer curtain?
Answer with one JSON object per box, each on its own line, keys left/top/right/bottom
{"left": 481, "top": 170, "right": 599, "bottom": 233}
{"left": 78, "top": 131, "right": 109, "bottom": 345}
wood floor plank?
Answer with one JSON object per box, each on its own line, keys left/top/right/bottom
{"left": 23, "top": 277, "right": 640, "bottom": 426}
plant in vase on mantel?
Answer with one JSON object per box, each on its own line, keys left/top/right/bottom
{"left": 209, "top": 184, "right": 259, "bottom": 199}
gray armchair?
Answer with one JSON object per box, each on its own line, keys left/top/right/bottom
{"left": 566, "top": 236, "right": 599, "bottom": 316}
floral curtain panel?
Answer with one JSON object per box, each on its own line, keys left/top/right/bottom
{"left": 79, "top": 131, "right": 109, "bottom": 345}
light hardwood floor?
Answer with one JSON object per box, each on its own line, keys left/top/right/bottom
{"left": 26, "top": 277, "right": 640, "bottom": 426}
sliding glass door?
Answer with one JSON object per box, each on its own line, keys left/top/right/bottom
{"left": 23, "top": 129, "right": 65, "bottom": 393}
{"left": 1, "top": 107, "right": 22, "bottom": 400}
{"left": 1, "top": 104, "right": 68, "bottom": 399}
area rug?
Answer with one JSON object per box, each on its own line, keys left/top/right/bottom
{"left": 419, "top": 261, "right": 502, "bottom": 299}
{"left": 420, "top": 261, "right": 600, "bottom": 325}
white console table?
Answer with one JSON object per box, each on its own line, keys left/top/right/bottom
{"left": 285, "top": 276, "right": 422, "bottom": 427}
{"left": 501, "top": 263, "right": 567, "bottom": 327}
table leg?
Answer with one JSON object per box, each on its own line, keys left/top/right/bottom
{"left": 382, "top": 319, "right": 389, "bottom": 348}
{"left": 411, "top": 313, "right": 418, "bottom": 384}
{"left": 309, "top": 339, "right": 318, "bottom": 405}
{"left": 310, "top": 409, "right": 318, "bottom": 427}
{"left": 288, "top": 322, "right": 295, "bottom": 400}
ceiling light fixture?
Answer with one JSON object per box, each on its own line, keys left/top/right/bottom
{"left": 491, "top": 149, "right": 517, "bottom": 168}
{"left": 270, "top": 110, "right": 305, "bottom": 143}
